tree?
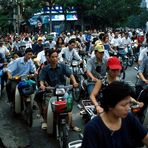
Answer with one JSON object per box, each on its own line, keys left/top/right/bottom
{"left": 72, "top": 0, "right": 141, "bottom": 29}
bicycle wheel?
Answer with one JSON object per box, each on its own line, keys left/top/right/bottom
{"left": 128, "top": 56, "right": 134, "bottom": 67}
{"left": 72, "top": 87, "right": 80, "bottom": 102}
{"left": 25, "top": 102, "right": 33, "bottom": 127}
{"left": 122, "top": 58, "right": 128, "bottom": 70}
{"left": 59, "top": 124, "right": 68, "bottom": 148}
{"left": 119, "top": 69, "right": 126, "bottom": 80}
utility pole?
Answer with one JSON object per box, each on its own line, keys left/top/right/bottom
{"left": 13, "top": 0, "right": 21, "bottom": 33}
{"left": 47, "top": 0, "right": 54, "bottom": 33}
{"left": 13, "top": 0, "right": 17, "bottom": 33}
{"left": 16, "top": 1, "right": 21, "bottom": 33}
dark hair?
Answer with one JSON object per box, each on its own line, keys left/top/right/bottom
{"left": 45, "top": 49, "right": 50, "bottom": 56}
{"left": 46, "top": 48, "right": 58, "bottom": 57}
{"left": 25, "top": 48, "right": 33, "bottom": 54}
{"left": 101, "top": 81, "right": 135, "bottom": 112}
{"left": 102, "top": 34, "right": 109, "bottom": 42}
{"left": 68, "top": 38, "right": 76, "bottom": 45}
{"left": 56, "top": 36, "right": 64, "bottom": 45}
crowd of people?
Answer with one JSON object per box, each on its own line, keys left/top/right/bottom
{"left": 0, "top": 28, "right": 147, "bottom": 147}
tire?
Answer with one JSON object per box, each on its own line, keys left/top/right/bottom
{"left": 128, "top": 56, "right": 134, "bottom": 67}
{"left": 78, "top": 88, "right": 87, "bottom": 101}
{"left": 119, "top": 69, "right": 126, "bottom": 80}
{"left": 47, "top": 101, "right": 54, "bottom": 134}
{"left": 59, "top": 124, "right": 68, "bottom": 148}
{"left": 25, "top": 102, "right": 33, "bottom": 127}
{"left": 72, "top": 87, "right": 80, "bottom": 102}
{"left": 15, "top": 87, "right": 21, "bottom": 113}
{"left": 122, "top": 58, "right": 128, "bottom": 70}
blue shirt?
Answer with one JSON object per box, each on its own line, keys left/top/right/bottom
{"left": 7, "top": 57, "right": 36, "bottom": 77}
{"left": 39, "top": 63, "right": 72, "bottom": 87}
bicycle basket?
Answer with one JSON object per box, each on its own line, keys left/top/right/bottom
{"left": 50, "top": 96, "right": 73, "bottom": 113}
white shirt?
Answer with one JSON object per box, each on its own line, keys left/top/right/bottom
{"left": 138, "top": 47, "right": 148, "bottom": 62}
{"left": 111, "top": 37, "right": 121, "bottom": 47}
{"left": 44, "top": 40, "right": 56, "bottom": 49}
{"left": 37, "top": 50, "right": 46, "bottom": 64}
{"left": 59, "top": 47, "right": 82, "bottom": 62}
{"left": 122, "top": 37, "right": 132, "bottom": 47}
{"left": 0, "top": 45, "right": 9, "bottom": 55}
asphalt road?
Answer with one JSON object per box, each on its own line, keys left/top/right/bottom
{"left": 0, "top": 64, "right": 147, "bottom": 148}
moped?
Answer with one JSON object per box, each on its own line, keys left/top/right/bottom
{"left": 14, "top": 74, "right": 36, "bottom": 127}
{"left": 43, "top": 85, "right": 73, "bottom": 148}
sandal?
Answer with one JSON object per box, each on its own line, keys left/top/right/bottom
{"left": 71, "top": 126, "right": 81, "bottom": 132}
{"left": 41, "top": 122, "right": 47, "bottom": 130}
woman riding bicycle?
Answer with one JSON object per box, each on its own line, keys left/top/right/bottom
{"left": 90, "top": 56, "right": 143, "bottom": 113}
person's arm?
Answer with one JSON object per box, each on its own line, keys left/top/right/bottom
{"left": 7, "top": 71, "right": 12, "bottom": 79}
{"left": 70, "top": 74, "right": 78, "bottom": 88}
{"left": 5, "top": 47, "right": 10, "bottom": 56}
{"left": 39, "top": 80, "right": 46, "bottom": 91}
{"left": 90, "top": 79, "right": 103, "bottom": 113}
{"left": 138, "top": 72, "right": 148, "bottom": 84}
{"left": 130, "top": 97, "right": 144, "bottom": 108}
{"left": 138, "top": 49, "right": 146, "bottom": 66}
{"left": 38, "top": 66, "right": 48, "bottom": 90}
{"left": 30, "top": 60, "right": 37, "bottom": 74}
{"left": 58, "top": 48, "right": 65, "bottom": 62}
{"left": 138, "top": 58, "right": 148, "bottom": 84}
{"left": 36, "top": 52, "right": 42, "bottom": 65}
{"left": 86, "top": 58, "right": 98, "bottom": 81}
{"left": 86, "top": 70, "right": 98, "bottom": 82}
{"left": 73, "top": 49, "right": 82, "bottom": 61}
{"left": 142, "top": 134, "right": 148, "bottom": 146}
{"left": 6, "top": 59, "right": 18, "bottom": 78}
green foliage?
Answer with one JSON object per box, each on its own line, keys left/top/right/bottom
{"left": 23, "top": 0, "right": 42, "bottom": 19}
{"left": 0, "top": 0, "right": 146, "bottom": 32}
{"left": 71, "top": 0, "right": 141, "bottom": 28}
{"left": 127, "top": 8, "right": 148, "bottom": 28}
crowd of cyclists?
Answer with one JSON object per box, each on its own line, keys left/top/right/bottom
{"left": 0, "top": 28, "right": 148, "bottom": 147}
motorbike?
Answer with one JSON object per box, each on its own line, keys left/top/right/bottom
{"left": 43, "top": 85, "right": 73, "bottom": 148}
{"left": 13, "top": 74, "right": 36, "bottom": 127}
